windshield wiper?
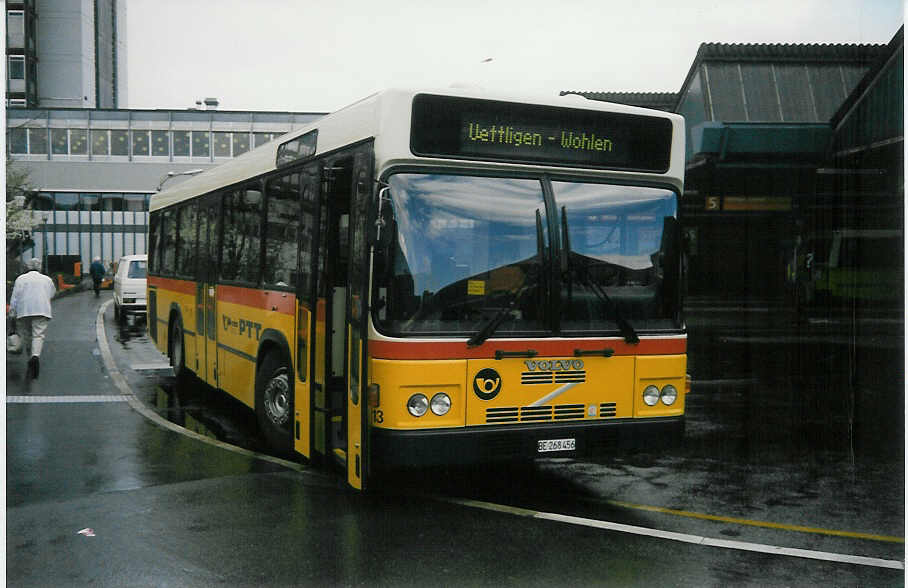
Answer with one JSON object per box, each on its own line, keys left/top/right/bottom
{"left": 466, "top": 210, "right": 546, "bottom": 348}
{"left": 561, "top": 206, "right": 639, "bottom": 344}
{"left": 466, "top": 286, "right": 526, "bottom": 348}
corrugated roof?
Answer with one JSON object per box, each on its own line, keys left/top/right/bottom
{"left": 558, "top": 91, "right": 678, "bottom": 112}
{"left": 694, "top": 42, "right": 888, "bottom": 63}
{"left": 676, "top": 41, "right": 888, "bottom": 123}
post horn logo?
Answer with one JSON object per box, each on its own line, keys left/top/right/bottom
{"left": 473, "top": 368, "right": 502, "bottom": 401}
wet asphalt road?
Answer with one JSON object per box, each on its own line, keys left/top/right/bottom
{"left": 5, "top": 290, "right": 905, "bottom": 586}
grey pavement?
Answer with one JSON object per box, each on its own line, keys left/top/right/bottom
{"left": 6, "top": 290, "right": 905, "bottom": 586}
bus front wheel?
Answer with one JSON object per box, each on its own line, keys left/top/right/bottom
{"left": 255, "top": 352, "right": 293, "bottom": 454}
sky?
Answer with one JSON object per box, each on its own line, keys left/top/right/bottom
{"left": 126, "top": 0, "right": 904, "bottom": 113}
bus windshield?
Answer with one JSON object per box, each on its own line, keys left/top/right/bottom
{"left": 372, "top": 173, "right": 681, "bottom": 337}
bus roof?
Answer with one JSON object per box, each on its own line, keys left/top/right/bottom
{"left": 151, "top": 86, "right": 685, "bottom": 212}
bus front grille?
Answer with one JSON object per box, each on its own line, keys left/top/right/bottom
{"left": 521, "top": 371, "right": 587, "bottom": 385}
{"left": 485, "top": 403, "right": 609, "bottom": 423}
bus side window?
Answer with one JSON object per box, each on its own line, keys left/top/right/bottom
{"left": 265, "top": 173, "right": 301, "bottom": 289}
{"left": 161, "top": 209, "right": 176, "bottom": 276}
{"left": 148, "top": 212, "right": 160, "bottom": 274}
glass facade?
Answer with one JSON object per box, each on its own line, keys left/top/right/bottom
{"left": 30, "top": 192, "right": 150, "bottom": 212}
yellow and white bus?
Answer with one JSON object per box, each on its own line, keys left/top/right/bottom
{"left": 148, "top": 87, "right": 688, "bottom": 490}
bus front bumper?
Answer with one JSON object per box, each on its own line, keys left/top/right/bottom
{"left": 370, "top": 417, "right": 685, "bottom": 469}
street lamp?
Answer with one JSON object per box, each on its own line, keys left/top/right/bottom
{"left": 41, "top": 213, "right": 49, "bottom": 274}
{"left": 156, "top": 168, "right": 205, "bottom": 192}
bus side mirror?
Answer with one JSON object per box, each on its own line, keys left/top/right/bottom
{"left": 373, "top": 186, "right": 391, "bottom": 247}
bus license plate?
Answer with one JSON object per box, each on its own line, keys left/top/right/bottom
{"left": 537, "top": 438, "right": 576, "bottom": 453}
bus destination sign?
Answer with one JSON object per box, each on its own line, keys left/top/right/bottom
{"left": 410, "top": 94, "right": 673, "bottom": 173}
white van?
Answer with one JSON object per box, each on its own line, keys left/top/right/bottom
{"left": 113, "top": 254, "right": 147, "bottom": 321}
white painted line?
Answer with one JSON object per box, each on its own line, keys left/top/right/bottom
{"left": 443, "top": 498, "right": 904, "bottom": 571}
{"left": 7, "top": 395, "right": 130, "bottom": 404}
{"left": 130, "top": 362, "right": 173, "bottom": 371}
{"left": 95, "top": 300, "right": 304, "bottom": 472}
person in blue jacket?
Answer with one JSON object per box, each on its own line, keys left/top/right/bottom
{"left": 89, "top": 257, "right": 105, "bottom": 297}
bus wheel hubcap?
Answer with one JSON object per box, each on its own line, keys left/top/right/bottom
{"left": 264, "top": 372, "right": 290, "bottom": 426}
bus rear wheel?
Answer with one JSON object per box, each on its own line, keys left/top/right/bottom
{"left": 256, "top": 352, "right": 293, "bottom": 454}
{"left": 169, "top": 318, "right": 188, "bottom": 380}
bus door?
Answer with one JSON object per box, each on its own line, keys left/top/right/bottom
{"left": 198, "top": 193, "right": 221, "bottom": 387}
{"left": 316, "top": 146, "right": 373, "bottom": 489}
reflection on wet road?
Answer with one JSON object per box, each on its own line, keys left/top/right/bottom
{"left": 118, "top": 307, "right": 903, "bottom": 570}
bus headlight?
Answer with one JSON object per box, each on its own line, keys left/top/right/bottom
{"left": 643, "top": 385, "right": 660, "bottom": 406}
{"left": 430, "top": 393, "right": 451, "bottom": 416}
{"left": 661, "top": 385, "right": 678, "bottom": 406}
{"left": 407, "top": 394, "right": 429, "bottom": 417}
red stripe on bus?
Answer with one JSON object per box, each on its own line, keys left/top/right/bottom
{"left": 218, "top": 284, "right": 296, "bottom": 315}
{"left": 369, "top": 337, "right": 686, "bottom": 360}
{"left": 147, "top": 275, "right": 196, "bottom": 296}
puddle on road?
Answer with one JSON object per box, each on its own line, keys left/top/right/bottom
{"left": 150, "top": 379, "right": 273, "bottom": 456}
{"left": 114, "top": 315, "right": 149, "bottom": 348}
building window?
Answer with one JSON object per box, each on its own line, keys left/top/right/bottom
{"left": 70, "top": 129, "right": 88, "bottom": 155}
{"left": 132, "top": 130, "right": 150, "bottom": 156}
{"left": 8, "top": 56, "right": 25, "bottom": 80}
{"left": 54, "top": 193, "right": 79, "bottom": 210}
{"left": 7, "top": 11, "right": 24, "bottom": 45}
{"left": 91, "top": 130, "right": 109, "bottom": 155}
{"left": 152, "top": 130, "right": 169, "bottom": 156}
{"left": 51, "top": 129, "right": 68, "bottom": 154}
{"left": 9, "top": 127, "right": 28, "bottom": 153}
{"left": 213, "top": 131, "right": 231, "bottom": 157}
{"left": 192, "top": 131, "right": 210, "bottom": 157}
{"left": 80, "top": 193, "right": 101, "bottom": 211}
{"left": 124, "top": 194, "right": 148, "bottom": 211}
{"left": 111, "top": 130, "right": 129, "bottom": 155}
{"left": 32, "top": 193, "right": 54, "bottom": 211}
{"left": 232, "top": 132, "right": 250, "bottom": 156}
{"left": 102, "top": 193, "right": 124, "bottom": 211}
{"left": 173, "top": 131, "right": 190, "bottom": 156}
{"left": 28, "top": 128, "right": 47, "bottom": 154}
{"left": 254, "top": 132, "right": 281, "bottom": 148}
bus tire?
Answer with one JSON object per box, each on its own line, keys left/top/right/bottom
{"left": 114, "top": 302, "right": 121, "bottom": 322}
{"left": 169, "top": 317, "right": 188, "bottom": 381}
{"left": 256, "top": 352, "right": 293, "bottom": 454}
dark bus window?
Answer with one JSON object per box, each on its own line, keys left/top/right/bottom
{"left": 177, "top": 202, "right": 198, "bottom": 277}
{"left": 264, "top": 173, "right": 300, "bottom": 289}
{"left": 148, "top": 213, "right": 161, "bottom": 273}
{"left": 161, "top": 209, "right": 176, "bottom": 275}
{"left": 221, "top": 185, "right": 263, "bottom": 283}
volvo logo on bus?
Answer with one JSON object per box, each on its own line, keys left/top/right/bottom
{"left": 524, "top": 359, "right": 584, "bottom": 371}
{"left": 473, "top": 368, "right": 502, "bottom": 401}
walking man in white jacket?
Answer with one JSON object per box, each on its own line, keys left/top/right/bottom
{"left": 8, "top": 258, "right": 56, "bottom": 379}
